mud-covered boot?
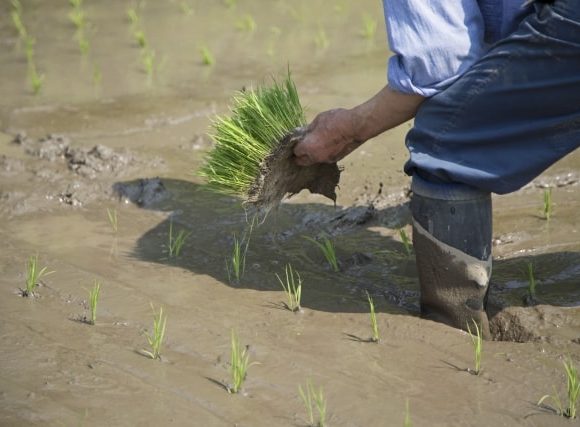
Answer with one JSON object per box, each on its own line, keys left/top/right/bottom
{"left": 411, "top": 174, "right": 492, "bottom": 339}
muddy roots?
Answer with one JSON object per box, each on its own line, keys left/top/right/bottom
{"left": 246, "top": 130, "right": 342, "bottom": 212}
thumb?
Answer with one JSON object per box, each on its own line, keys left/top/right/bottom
{"left": 294, "top": 155, "right": 314, "bottom": 167}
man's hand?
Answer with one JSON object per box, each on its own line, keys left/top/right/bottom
{"left": 293, "top": 108, "right": 361, "bottom": 167}
{"left": 293, "top": 85, "right": 426, "bottom": 167}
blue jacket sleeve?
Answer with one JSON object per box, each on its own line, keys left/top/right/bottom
{"left": 382, "top": 0, "right": 487, "bottom": 97}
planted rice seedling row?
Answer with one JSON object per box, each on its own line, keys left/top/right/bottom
{"left": 15, "top": 248, "right": 578, "bottom": 424}
{"left": 11, "top": 0, "right": 27, "bottom": 41}
{"left": 125, "top": 4, "right": 159, "bottom": 83}
{"left": 11, "top": 2, "right": 45, "bottom": 95}
{"left": 68, "top": 0, "right": 91, "bottom": 56}
{"left": 17, "top": 253, "right": 171, "bottom": 361}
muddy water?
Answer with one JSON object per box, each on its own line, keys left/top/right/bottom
{"left": 1, "top": 1, "right": 579, "bottom": 426}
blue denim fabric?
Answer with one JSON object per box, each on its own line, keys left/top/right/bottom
{"left": 404, "top": 0, "right": 580, "bottom": 194}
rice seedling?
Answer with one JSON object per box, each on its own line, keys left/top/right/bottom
{"left": 127, "top": 4, "right": 149, "bottom": 49}
{"left": 236, "top": 14, "right": 256, "bottom": 33}
{"left": 314, "top": 27, "right": 329, "bottom": 50}
{"left": 67, "top": 0, "right": 92, "bottom": 56}
{"left": 303, "top": 235, "right": 339, "bottom": 272}
{"left": 538, "top": 357, "right": 580, "bottom": 418}
{"left": 299, "top": 380, "right": 327, "bottom": 427}
{"left": 127, "top": 7, "right": 140, "bottom": 28}
{"left": 87, "top": 280, "right": 101, "bottom": 325}
{"left": 93, "top": 64, "right": 102, "bottom": 93}
{"left": 68, "top": 8, "right": 86, "bottom": 31}
{"left": 141, "top": 47, "right": 155, "bottom": 82}
{"left": 143, "top": 304, "right": 167, "bottom": 360}
{"left": 360, "top": 13, "right": 377, "bottom": 40}
{"left": 22, "top": 255, "right": 54, "bottom": 297}
{"left": 366, "top": 291, "right": 379, "bottom": 342}
{"left": 525, "top": 261, "right": 536, "bottom": 300}
{"left": 24, "top": 35, "right": 35, "bottom": 65}
{"left": 226, "top": 233, "right": 249, "bottom": 283}
{"left": 200, "top": 45, "right": 215, "bottom": 66}
{"left": 276, "top": 264, "right": 302, "bottom": 312}
{"left": 11, "top": 0, "right": 27, "bottom": 42}
{"left": 466, "top": 320, "right": 483, "bottom": 375}
{"left": 199, "top": 71, "right": 305, "bottom": 198}
{"left": 403, "top": 399, "right": 412, "bottom": 427}
{"left": 180, "top": 1, "right": 194, "bottom": 16}
{"left": 134, "top": 29, "right": 147, "bottom": 49}
{"left": 11, "top": 0, "right": 22, "bottom": 14}
{"left": 77, "top": 32, "right": 90, "bottom": 56}
{"left": 68, "top": 0, "right": 86, "bottom": 33}
{"left": 24, "top": 36, "right": 44, "bottom": 95}
{"left": 542, "top": 188, "right": 553, "bottom": 221}
{"left": 28, "top": 63, "right": 45, "bottom": 95}
{"left": 168, "top": 219, "right": 190, "bottom": 258}
{"left": 224, "top": 0, "right": 237, "bottom": 9}
{"left": 229, "top": 329, "right": 252, "bottom": 393}
{"left": 106, "top": 208, "right": 118, "bottom": 233}
{"left": 399, "top": 228, "right": 413, "bottom": 256}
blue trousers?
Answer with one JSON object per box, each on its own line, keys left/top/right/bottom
{"left": 405, "top": 0, "right": 580, "bottom": 194}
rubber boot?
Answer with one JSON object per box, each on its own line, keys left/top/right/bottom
{"left": 411, "top": 173, "right": 492, "bottom": 339}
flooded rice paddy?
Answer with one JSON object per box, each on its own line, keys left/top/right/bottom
{"left": 0, "top": 1, "right": 579, "bottom": 426}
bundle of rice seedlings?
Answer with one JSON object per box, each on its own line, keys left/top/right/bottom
{"left": 199, "top": 71, "right": 341, "bottom": 211}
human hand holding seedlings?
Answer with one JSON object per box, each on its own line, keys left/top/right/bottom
{"left": 293, "top": 85, "right": 425, "bottom": 166}
{"left": 294, "top": 108, "right": 360, "bottom": 166}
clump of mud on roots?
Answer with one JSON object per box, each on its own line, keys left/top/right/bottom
{"left": 247, "top": 129, "right": 341, "bottom": 211}
{"left": 199, "top": 72, "right": 341, "bottom": 214}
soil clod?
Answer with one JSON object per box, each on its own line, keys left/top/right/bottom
{"left": 246, "top": 130, "right": 342, "bottom": 212}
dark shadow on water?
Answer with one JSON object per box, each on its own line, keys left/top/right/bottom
{"left": 114, "top": 177, "right": 580, "bottom": 318}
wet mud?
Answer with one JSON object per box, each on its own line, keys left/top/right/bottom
{"left": 247, "top": 130, "right": 341, "bottom": 211}
{"left": 1, "top": 1, "right": 579, "bottom": 426}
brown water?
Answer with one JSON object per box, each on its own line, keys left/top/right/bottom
{"left": 1, "top": 1, "right": 579, "bottom": 426}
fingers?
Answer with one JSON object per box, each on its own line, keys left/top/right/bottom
{"left": 293, "top": 134, "right": 316, "bottom": 166}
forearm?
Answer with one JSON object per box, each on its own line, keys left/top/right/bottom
{"left": 349, "top": 85, "right": 426, "bottom": 143}
{"left": 293, "top": 85, "right": 427, "bottom": 166}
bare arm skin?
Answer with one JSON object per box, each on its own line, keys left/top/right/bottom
{"left": 293, "top": 85, "right": 426, "bottom": 166}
